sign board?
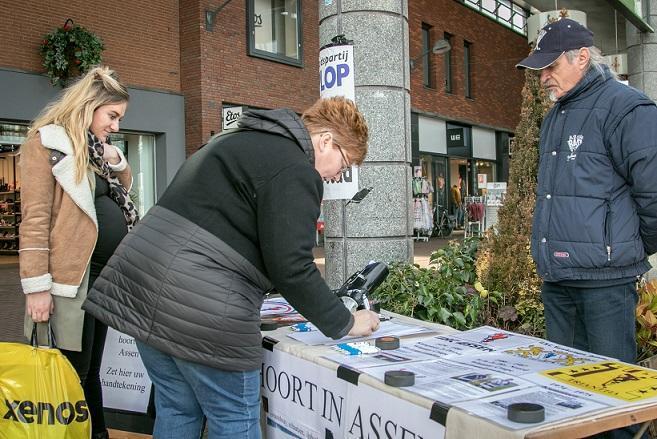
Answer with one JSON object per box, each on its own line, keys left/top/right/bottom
{"left": 319, "top": 43, "right": 358, "bottom": 200}
{"left": 262, "top": 348, "right": 442, "bottom": 438}
{"left": 323, "top": 166, "right": 359, "bottom": 201}
{"left": 100, "top": 328, "right": 152, "bottom": 413}
{"left": 222, "top": 106, "right": 243, "bottom": 131}
{"left": 486, "top": 182, "right": 507, "bottom": 207}
{"left": 477, "top": 173, "right": 487, "bottom": 188}
{"left": 446, "top": 127, "right": 465, "bottom": 148}
{"left": 319, "top": 44, "right": 354, "bottom": 100}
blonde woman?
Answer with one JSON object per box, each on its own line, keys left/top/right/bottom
{"left": 19, "top": 66, "right": 136, "bottom": 439}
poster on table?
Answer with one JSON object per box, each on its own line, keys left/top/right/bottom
{"left": 262, "top": 348, "right": 443, "bottom": 438}
{"left": 100, "top": 327, "right": 152, "bottom": 413}
{"left": 319, "top": 43, "right": 358, "bottom": 200}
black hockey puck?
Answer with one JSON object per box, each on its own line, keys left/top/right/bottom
{"left": 375, "top": 336, "right": 400, "bottom": 350}
{"left": 384, "top": 370, "right": 415, "bottom": 387}
{"left": 260, "top": 322, "right": 279, "bottom": 331}
{"left": 507, "top": 403, "right": 545, "bottom": 423}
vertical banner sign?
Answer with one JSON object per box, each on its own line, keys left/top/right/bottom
{"left": 100, "top": 328, "right": 153, "bottom": 413}
{"left": 320, "top": 43, "right": 358, "bottom": 200}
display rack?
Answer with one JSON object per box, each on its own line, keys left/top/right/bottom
{"left": 0, "top": 144, "right": 21, "bottom": 254}
{"left": 463, "top": 196, "right": 485, "bottom": 238}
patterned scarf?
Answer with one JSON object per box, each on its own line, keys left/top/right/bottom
{"left": 87, "top": 131, "right": 139, "bottom": 230}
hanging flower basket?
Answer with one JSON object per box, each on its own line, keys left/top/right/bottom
{"left": 39, "top": 19, "right": 104, "bottom": 87}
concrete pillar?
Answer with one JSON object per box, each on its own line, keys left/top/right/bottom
{"left": 626, "top": 1, "right": 657, "bottom": 278}
{"left": 319, "top": 0, "right": 413, "bottom": 288}
{"left": 626, "top": 0, "right": 657, "bottom": 101}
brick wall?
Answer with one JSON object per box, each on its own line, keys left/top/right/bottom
{"left": 409, "top": 0, "right": 529, "bottom": 131}
{"left": 0, "top": 0, "right": 181, "bottom": 93}
{"left": 0, "top": 0, "right": 529, "bottom": 154}
{"left": 188, "top": 0, "right": 320, "bottom": 153}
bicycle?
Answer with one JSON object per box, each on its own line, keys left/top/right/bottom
{"left": 432, "top": 204, "right": 454, "bottom": 238}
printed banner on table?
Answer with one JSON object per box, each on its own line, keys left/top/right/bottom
{"left": 319, "top": 43, "right": 358, "bottom": 201}
{"left": 262, "top": 347, "right": 443, "bottom": 438}
{"left": 541, "top": 361, "right": 657, "bottom": 402}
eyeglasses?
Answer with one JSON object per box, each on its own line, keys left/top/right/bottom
{"left": 334, "top": 141, "right": 351, "bottom": 174}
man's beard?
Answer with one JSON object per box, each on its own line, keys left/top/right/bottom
{"left": 543, "top": 84, "right": 558, "bottom": 102}
{"left": 547, "top": 90, "right": 558, "bottom": 102}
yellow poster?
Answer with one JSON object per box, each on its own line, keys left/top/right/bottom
{"left": 541, "top": 361, "right": 657, "bottom": 401}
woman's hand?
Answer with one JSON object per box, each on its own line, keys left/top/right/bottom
{"left": 102, "top": 143, "right": 121, "bottom": 165}
{"left": 348, "top": 309, "right": 380, "bottom": 337}
{"left": 26, "top": 291, "right": 54, "bottom": 322}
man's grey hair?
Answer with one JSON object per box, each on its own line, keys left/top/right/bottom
{"left": 564, "top": 46, "right": 618, "bottom": 80}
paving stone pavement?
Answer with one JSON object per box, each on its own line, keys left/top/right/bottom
{"left": 0, "top": 263, "right": 24, "bottom": 343}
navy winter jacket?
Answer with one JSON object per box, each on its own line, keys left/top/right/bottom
{"left": 531, "top": 65, "right": 657, "bottom": 283}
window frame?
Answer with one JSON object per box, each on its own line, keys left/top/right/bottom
{"left": 444, "top": 32, "right": 453, "bottom": 94}
{"left": 464, "top": 40, "right": 472, "bottom": 99}
{"left": 421, "top": 23, "right": 434, "bottom": 88}
{"left": 247, "top": 0, "right": 304, "bottom": 67}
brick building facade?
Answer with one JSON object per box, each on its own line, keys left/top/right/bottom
{"left": 0, "top": 0, "right": 528, "bottom": 202}
{"left": 410, "top": 0, "right": 528, "bottom": 131}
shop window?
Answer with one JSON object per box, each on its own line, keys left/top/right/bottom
{"left": 464, "top": 41, "right": 472, "bottom": 98}
{"left": 459, "top": 0, "right": 528, "bottom": 35}
{"left": 421, "top": 23, "right": 434, "bottom": 88}
{"left": 108, "top": 133, "right": 156, "bottom": 217}
{"left": 444, "top": 32, "right": 453, "bottom": 93}
{"left": 248, "top": 0, "right": 302, "bottom": 67}
{"left": 0, "top": 123, "right": 27, "bottom": 254}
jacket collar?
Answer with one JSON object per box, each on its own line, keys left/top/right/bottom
{"left": 237, "top": 109, "right": 315, "bottom": 165}
{"left": 37, "top": 124, "right": 98, "bottom": 228}
{"left": 558, "top": 64, "right": 612, "bottom": 104}
{"left": 38, "top": 124, "right": 74, "bottom": 155}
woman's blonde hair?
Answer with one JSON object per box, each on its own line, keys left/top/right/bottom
{"left": 28, "top": 66, "right": 129, "bottom": 183}
{"left": 302, "top": 96, "right": 369, "bottom": 165}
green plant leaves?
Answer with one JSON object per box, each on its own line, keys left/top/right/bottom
{"left": 40, "top": 23, "right": 104, "bottom": 86}
{"left": 371, "top": 237, "right": 488, "bottom": 331}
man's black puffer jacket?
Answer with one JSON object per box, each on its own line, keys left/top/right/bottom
{"left": 531, "top": 65, "right": 657, "bottom": 283}
{"left": 84, "top": 109, "right": 354, "bottom": 371}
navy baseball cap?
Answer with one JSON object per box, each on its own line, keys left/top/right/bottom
{"left": 516, "top": 18, "right": 594, "bottom": 70}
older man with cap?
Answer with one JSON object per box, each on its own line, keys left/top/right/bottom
{"left": 518, "top": 18, "right": 657, "bottom": 381}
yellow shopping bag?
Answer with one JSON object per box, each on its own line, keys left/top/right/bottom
{"left": 0, "top": 324, "right": 91, "bottom": 439}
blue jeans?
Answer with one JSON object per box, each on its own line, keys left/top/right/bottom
{"left": 136, "top": 341, "right": 261, "bottom": 439}
{"left": 541, "top": 281, "right": 644, "bottom": 439}
{"left": 541, "top": 281, "right": 638, "bottom": 363}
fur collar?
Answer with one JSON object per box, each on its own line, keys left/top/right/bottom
{"left": 37, "top": 124, "right": 98, "bottom": 228}
{"left": 39, "top": 124, "right": 74, "bottom": 155}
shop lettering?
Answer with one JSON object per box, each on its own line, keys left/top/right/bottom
{"left": 324, "top": 167, "right": 353, "bottom": 184}
{"left": 3, "top": 399, "right": 89, "bottom": 425}
{"left": 224, "top": 110, "right": 241, "bottom": 127}
{"left": 348, "top": 406, "right": 424, "bottom": 439}
{"left": 320, "top": 64, "right": 350, "bottom": 92}
{"left": 450, "top": 134, "right": 461, "bottom": 141}
{"left": 261, "top": 364, "right": 344, "bottom": 424}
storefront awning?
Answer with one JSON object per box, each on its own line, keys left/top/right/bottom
{"left": 607, "top": 0, "right": 654, "bottom": 32}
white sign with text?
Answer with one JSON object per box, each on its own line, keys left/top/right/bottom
{"left": 100, "top": 328, "right": 152, "bottom": 413}
{"left": 262, "top": 347, "right": 442, "bottom": 438}
{"left": 319, "top": 44, "right": 358, "bottom": 200}
{"left": 222, "top": 106, "right": 243, "bottom": 131}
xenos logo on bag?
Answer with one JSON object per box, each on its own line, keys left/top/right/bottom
{"left": 3, "top": 399, "right": 89, "bottom": 425}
